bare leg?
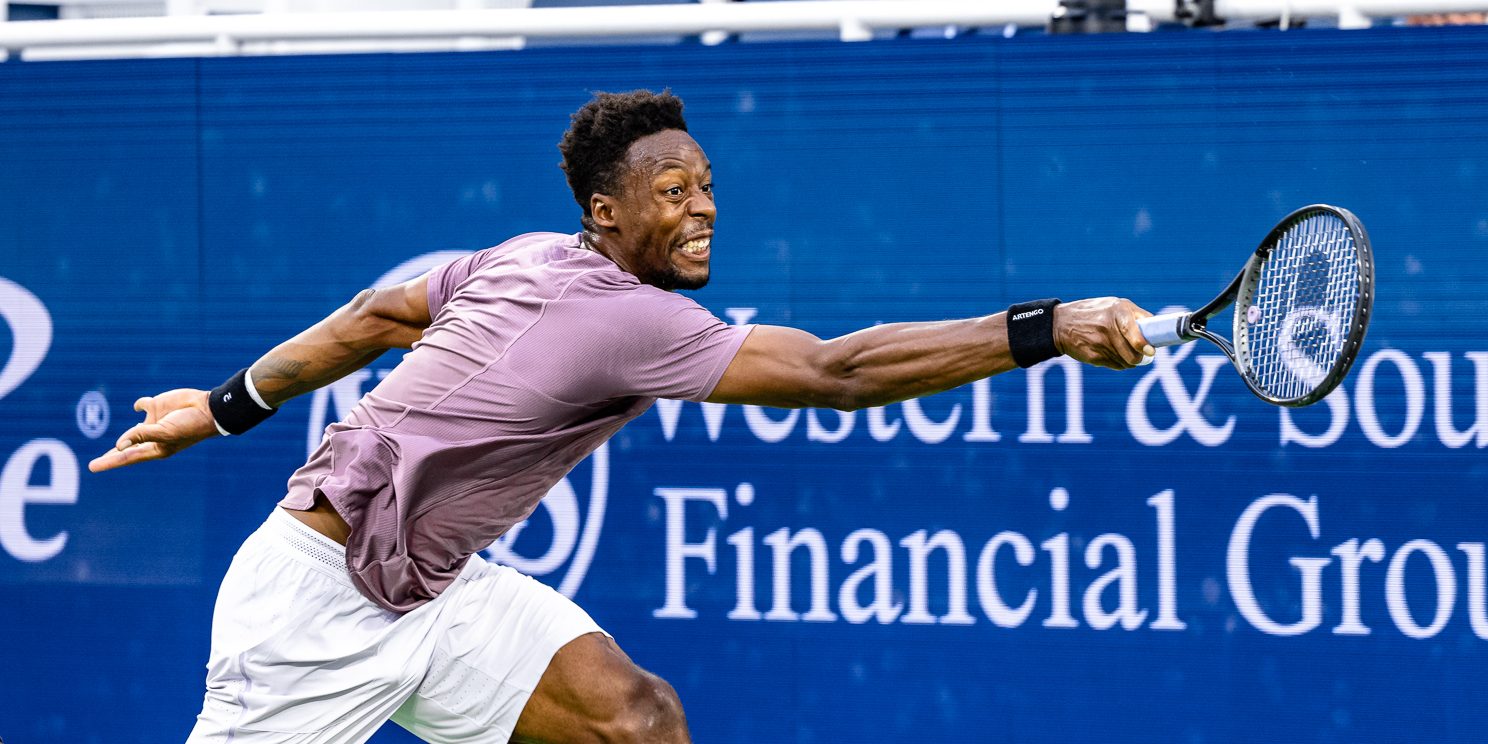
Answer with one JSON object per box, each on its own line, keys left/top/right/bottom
{"left": 510, "top": 632, "right": 690, "bottom": 744}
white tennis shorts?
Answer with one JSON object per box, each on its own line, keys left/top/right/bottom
{"left": 186, "top": 508, "right": 606, "bottom": 744}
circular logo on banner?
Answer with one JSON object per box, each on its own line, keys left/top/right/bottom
{"left": 76, "top": 390, "right": 110, "bottom": 439}
{"left": 306, "top": 251, "right": 608, "bottom": 599}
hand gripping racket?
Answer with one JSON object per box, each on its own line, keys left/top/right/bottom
{"left": 1136, "top": 204, "right": 1375, "bottom": 407}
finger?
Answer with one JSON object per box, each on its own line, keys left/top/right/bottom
{"left": 1117, "top": 310, "right": 1154, "bottom": 361}
{"left": 134, "top": 396, "right": 159, "bottom": 425}
{"left": 1113, "top": 301, "right": 1155, "bottom": 361}
{"left": 1110, "top": 318, "right": 1145, "bottom": 368}
{"left": 88, "top": 442, "right": 169, "bottom": 473}
{"left": 1120, "top": 297, "right": 1154, "bottom": 321}
{"left": 113, "top": 422, "right": 172, "bottom": 452}
{"left": 114, "top": 424, "right": 143, "bottom": 451}
{"left": 1084, "top": 347, "right": 1121, "bottom": 371}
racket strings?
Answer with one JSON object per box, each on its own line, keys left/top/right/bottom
{"left": 1245, "top": 212, "right": 1360, "bottom": 401}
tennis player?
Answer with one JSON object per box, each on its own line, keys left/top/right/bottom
{"left": 90, "top": 90, "right": 1155, "bottom": 743}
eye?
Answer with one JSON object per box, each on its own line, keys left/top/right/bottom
{"left": 665, "top": 186, "right": 684, "bottom": 197}
{"left": 701, "top": 183, "right": 713, "bottom": 195}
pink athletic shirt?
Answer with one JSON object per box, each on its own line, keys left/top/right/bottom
{"left": 280, "top": 232, "right": 753, "bottom": 613}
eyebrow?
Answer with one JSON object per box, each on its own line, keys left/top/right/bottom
{"left": 649, "top": 162, "right": 712, "bottom": 178}
{"left": 647, "top": 154, "right": 711, "bottom": 170}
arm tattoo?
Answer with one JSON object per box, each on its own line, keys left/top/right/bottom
{"left": 250, "top": 348, "right": 386, "bottom": 407}
{"left": 250, "top": 354, "right": 313, "bottom": 405}
{"left": 246, "top": 293, "right": 401, "bottom": 407}
{"left": 256, "top": 355, "right": 308, "bottom": 383}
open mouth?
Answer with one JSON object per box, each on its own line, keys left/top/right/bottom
{"left": 678, "top": 236, "right": 711, "bottom": 257}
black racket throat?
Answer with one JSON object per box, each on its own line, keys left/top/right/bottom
{"left": 1181, "top": 261, "right": 1252, "bottom": 358}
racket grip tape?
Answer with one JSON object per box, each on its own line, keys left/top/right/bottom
{"left": 1137, "top": 312, "right": 1191, "bottom": 348}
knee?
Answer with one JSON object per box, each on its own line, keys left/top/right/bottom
{"left": 601, "top": 673, "right": 689, "bottom": 744}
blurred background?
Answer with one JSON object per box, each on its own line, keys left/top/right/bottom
{"left": 2, "top": 1, "right": 1487, "bottom": 741}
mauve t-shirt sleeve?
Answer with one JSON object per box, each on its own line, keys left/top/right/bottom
{"left": 529, "top": 287, "right": 753, "bottom": 404}
{"left": 425, "top": 247, "right": 502, "bottom": 317}
{"left": 624, "top": 295, "right": 753, "bottom": 401}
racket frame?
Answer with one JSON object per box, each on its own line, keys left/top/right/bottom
{"left": 1146, "top": 204, "right": 1375, "bottom": 408}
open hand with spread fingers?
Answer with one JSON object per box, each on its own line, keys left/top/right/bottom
{"left": 1053, "top": 297, "right": 1156, "bottom": 370}
{"left": 87, "top": 388, "right": 220, "bottom": 473}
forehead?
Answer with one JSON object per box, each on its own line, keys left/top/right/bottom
{"left": 623, "top": 129, "right": 709, "bottom": 176}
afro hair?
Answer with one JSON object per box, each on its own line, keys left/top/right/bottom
{"left": 558, "top": 89, "right": 689, "bottom": 224}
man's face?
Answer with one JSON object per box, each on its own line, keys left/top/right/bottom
{"left": 600, "top": 129, "right": 715, "bottom": 291}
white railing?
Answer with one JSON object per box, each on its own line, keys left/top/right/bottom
{"left": 1130, "top": 0, "right": 1486, "bottom": 27}
{"left": 0, "top": 0, "right": 1053, "bottom": 60}
{"left": 0, "top": 0, "right": 1483, "bottom": 61}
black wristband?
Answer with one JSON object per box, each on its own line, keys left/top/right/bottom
{"left": 209, "top": 368, "right": 277, "bottom": 435}
{"left": 1006, "top": 298, "right": 1063, "bottom": 368}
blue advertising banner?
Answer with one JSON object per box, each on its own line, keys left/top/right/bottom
{"left": 3, "top": 26, "right": 1487, "bottom": 743}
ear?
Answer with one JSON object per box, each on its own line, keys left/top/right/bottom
{"left": 589, "top": 193, "right": 619, "bottom": 229}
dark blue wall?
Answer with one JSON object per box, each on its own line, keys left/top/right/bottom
{"left": 3, "top": 27, "right": 1487, "bottom": 743}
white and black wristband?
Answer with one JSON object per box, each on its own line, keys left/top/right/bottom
{"left": 209, "top": 367, "right": 277, "bottom": 436}
{"left": 1006, "top": 298, "right": 1063, "bottom": 368}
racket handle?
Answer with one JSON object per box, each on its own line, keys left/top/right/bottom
{"left": 1138, "top": 312, "right": 1192, "bottom": 348}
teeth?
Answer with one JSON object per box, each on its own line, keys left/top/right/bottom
{"left": 680, "top": 238, "right": 710, "bottom": 255}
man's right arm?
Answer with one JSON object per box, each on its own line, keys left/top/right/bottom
{"left": 707, "top": 297, "right": 1153, "bottom": 410}
{"left": 248, "top": 277, "right": 430, "bottom": 407}
{"left": 87, "top": 276, "right": 432, "bottom": 473}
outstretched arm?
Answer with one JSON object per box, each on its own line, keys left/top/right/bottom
{"left": 246, "top": 278, "right": 430, "bottom": 406}
{"left": 88, "top": 276, "right": 432, "bottom": 473}
{"left": 707, "top": 297, "right": 1152, "bottom": 410}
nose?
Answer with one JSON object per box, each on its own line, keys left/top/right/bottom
{"left": 689, "top": 188, "right": 715, "bottom": 223}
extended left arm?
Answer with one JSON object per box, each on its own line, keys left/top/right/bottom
{"left": 707, "top": 297, "right": 1152, "bottom": 410}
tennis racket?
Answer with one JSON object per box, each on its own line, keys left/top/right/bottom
{"left": 1136, "top": 204, "right": 1374, "bottom": 407}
